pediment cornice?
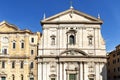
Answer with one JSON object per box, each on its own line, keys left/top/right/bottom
{"left": 41, "top": 8, "right": 103, "bottom": 25}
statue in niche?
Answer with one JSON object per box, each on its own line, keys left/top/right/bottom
{"left": 88, "top": 62, "right": 95, "bottom": 72}
{"left": 50, "top": 61, "right": 56, "bottom": 73}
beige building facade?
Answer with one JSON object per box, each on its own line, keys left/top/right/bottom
{"left": 0, "top": 21, "right": 40, "bottom": 80}
{"left": 38, "top": 7, "right": 107, "bottom": 80}
{"left": 107, "top": 44, "right": 120, "bottom": 80}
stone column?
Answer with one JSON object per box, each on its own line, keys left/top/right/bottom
{"left": 83, "top": 62, "right": 84, "bottom": 80}
{"left": 62, "top": 62, "right": 64, "bottom": 80}
{"left": 78, "top": 62, "right": 80, "bottom": 80}
{"left": 59, "top": 62, "right": 63, "bottom": 80}
{"left": 80, "top": 62, "right": 83, "bottom": 80}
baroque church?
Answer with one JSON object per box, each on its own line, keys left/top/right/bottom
{"left": 37, "top": 6, "right": 107, "bottom": 80}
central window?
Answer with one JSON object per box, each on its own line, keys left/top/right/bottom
{"left": 69, "top": 74, "right": 76, "bottom": 80}
{"left": 66, "top": 29, "right": 77, "bottom": 45}
{"left": 69, "top": 35, "right": 75, "bottom": 45}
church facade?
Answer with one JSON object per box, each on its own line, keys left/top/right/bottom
{"left": 37, "top": 7, "right": 107, "bottom": 80}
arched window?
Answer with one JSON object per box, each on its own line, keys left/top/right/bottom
{"left": 13, "top": 41, "right": 16, "bottom": 49}
{"left": 31, "top": 50, "right": 34, "bottom": 55}
{"left": 30, "top": 62, "right": 34, "bottom": 69}
{"left": 66, "top": 29, "right": 77, "bottom": 45}
{"left": 31, "top": 38, "right": 34, "bottom": 43}
{"left": 51, "top": 37, "right": 55, "bottom": 45}
{"left": 21, "top": 42, "right": 24, "bottom": 48}
{"left": 69, "top": 35, "right": 75, "bottom": 45}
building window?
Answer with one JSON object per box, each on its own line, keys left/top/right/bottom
{"left": 113, "top": 59, "right": 116, "bottom": 64}
{"left": 1, "top": 77, "right": 6, "bottom": 80}
{"left": 2, "top": 48, "right": 7, "bottom": 55}
{"left": 30, "top": 78, "right": 34, "bottom": 80}
{"left": 88, "top": 35, "right": 93, "bottom": 45}
{"left": 89, "top": 78, "right": 94, "bottom": 80}
{"left": 118, "top": 58, "right": 119, "bottom": 62}
{"left": 51, "top": 78, "right": 55, "bottom": 80}
{"left": 31, "top": 38, "right": 34, "bottom": 43}
{"left": 12, "top": 74, "right": 15, "bottom": 80}
{"left": 118, "top": 67, "right": 120, "bottom": 72}
{"left": 114, "top": 68, "right": 116, "bottom": 72}
{"left": 113, "top": 54, "right": 116, "bottom": 57}
{"left": 21, "top": 42, "right": 24, "bottom": 48}
{"left": 21, "top": 74, "right": 23, "bottom": 80}
{"left": 31, "top": 50, "right": 34, "bottom": 55}
{"left": 12, "top": 61, "right": 15, "bottom": 68}
{"left": 50, "top": 35, "right": 56, "bottom": 45}
{"left": 69, "top": 35, "right": 75, "bottom": 45}
{"left": 30, "top": 62, "right": 34, "bottom": 69}
{"left": 69, "top": 74, "right": 76, "bottom": 80}
{"left": 13, "top": 42, "right": 16, "bottom": 49}
{"left": 2, "top": 61, "right": 5, "bottom": 68}
{"left": 20, "top": 61, "right": 24, "bottom": 69}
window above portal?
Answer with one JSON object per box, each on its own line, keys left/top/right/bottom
{"left": 66, "top": 29, "right": 77, "bottom": 45}
{"left": 69, "top": 35, "right": 75, "bottom": 45}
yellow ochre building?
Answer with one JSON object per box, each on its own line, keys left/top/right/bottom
{"left": 0, "top": 21, "right": 40, "bottom": 80}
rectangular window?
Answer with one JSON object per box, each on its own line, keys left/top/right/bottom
{"left": 114, "top": 68, "right": 116, "bottom": 72}
{"left": 13, "top": 43, "right": 16, "bottom": 49}
{"left": 2, "top": 49, "right": 7, "bottom": 54}
{"left": 20, "top": 61, "right": 24, "bottom": 69}
{"left": 12, "top": 61, "right": 15, "bottom": 68}
{"left": 118, "top": 58, "right": 119, "bottom": 62}
{"left": 31, "top": 50, "right": 34, "bottom": 55}
{"left": 31, "top": 38, "right": 34, "bottom": 43}
{"left": 2, "top": 61, "right": 5, "bottom": 68}
{"left": 69, "top": 74, "right": 76, "bottom": 80}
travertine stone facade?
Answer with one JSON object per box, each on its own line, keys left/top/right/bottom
{"left": 0, "top": 21, "right": 40, "bottom": 80}
{"left": 38, "top": 8, "right": 107, "bottom": 80}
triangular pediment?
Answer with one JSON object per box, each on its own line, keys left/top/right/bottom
{"left": 60, "top": 49, "right": 88, "bottom": 56}
{"left": 0, "top": 21, "right": 19, "bottom": 32}
{"left": 41, "top": 8, "right": 103, "bottom": 24}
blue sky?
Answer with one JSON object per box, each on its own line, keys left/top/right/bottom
{"left": 0, "top": 0, "right": 120, "bottom": 52}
